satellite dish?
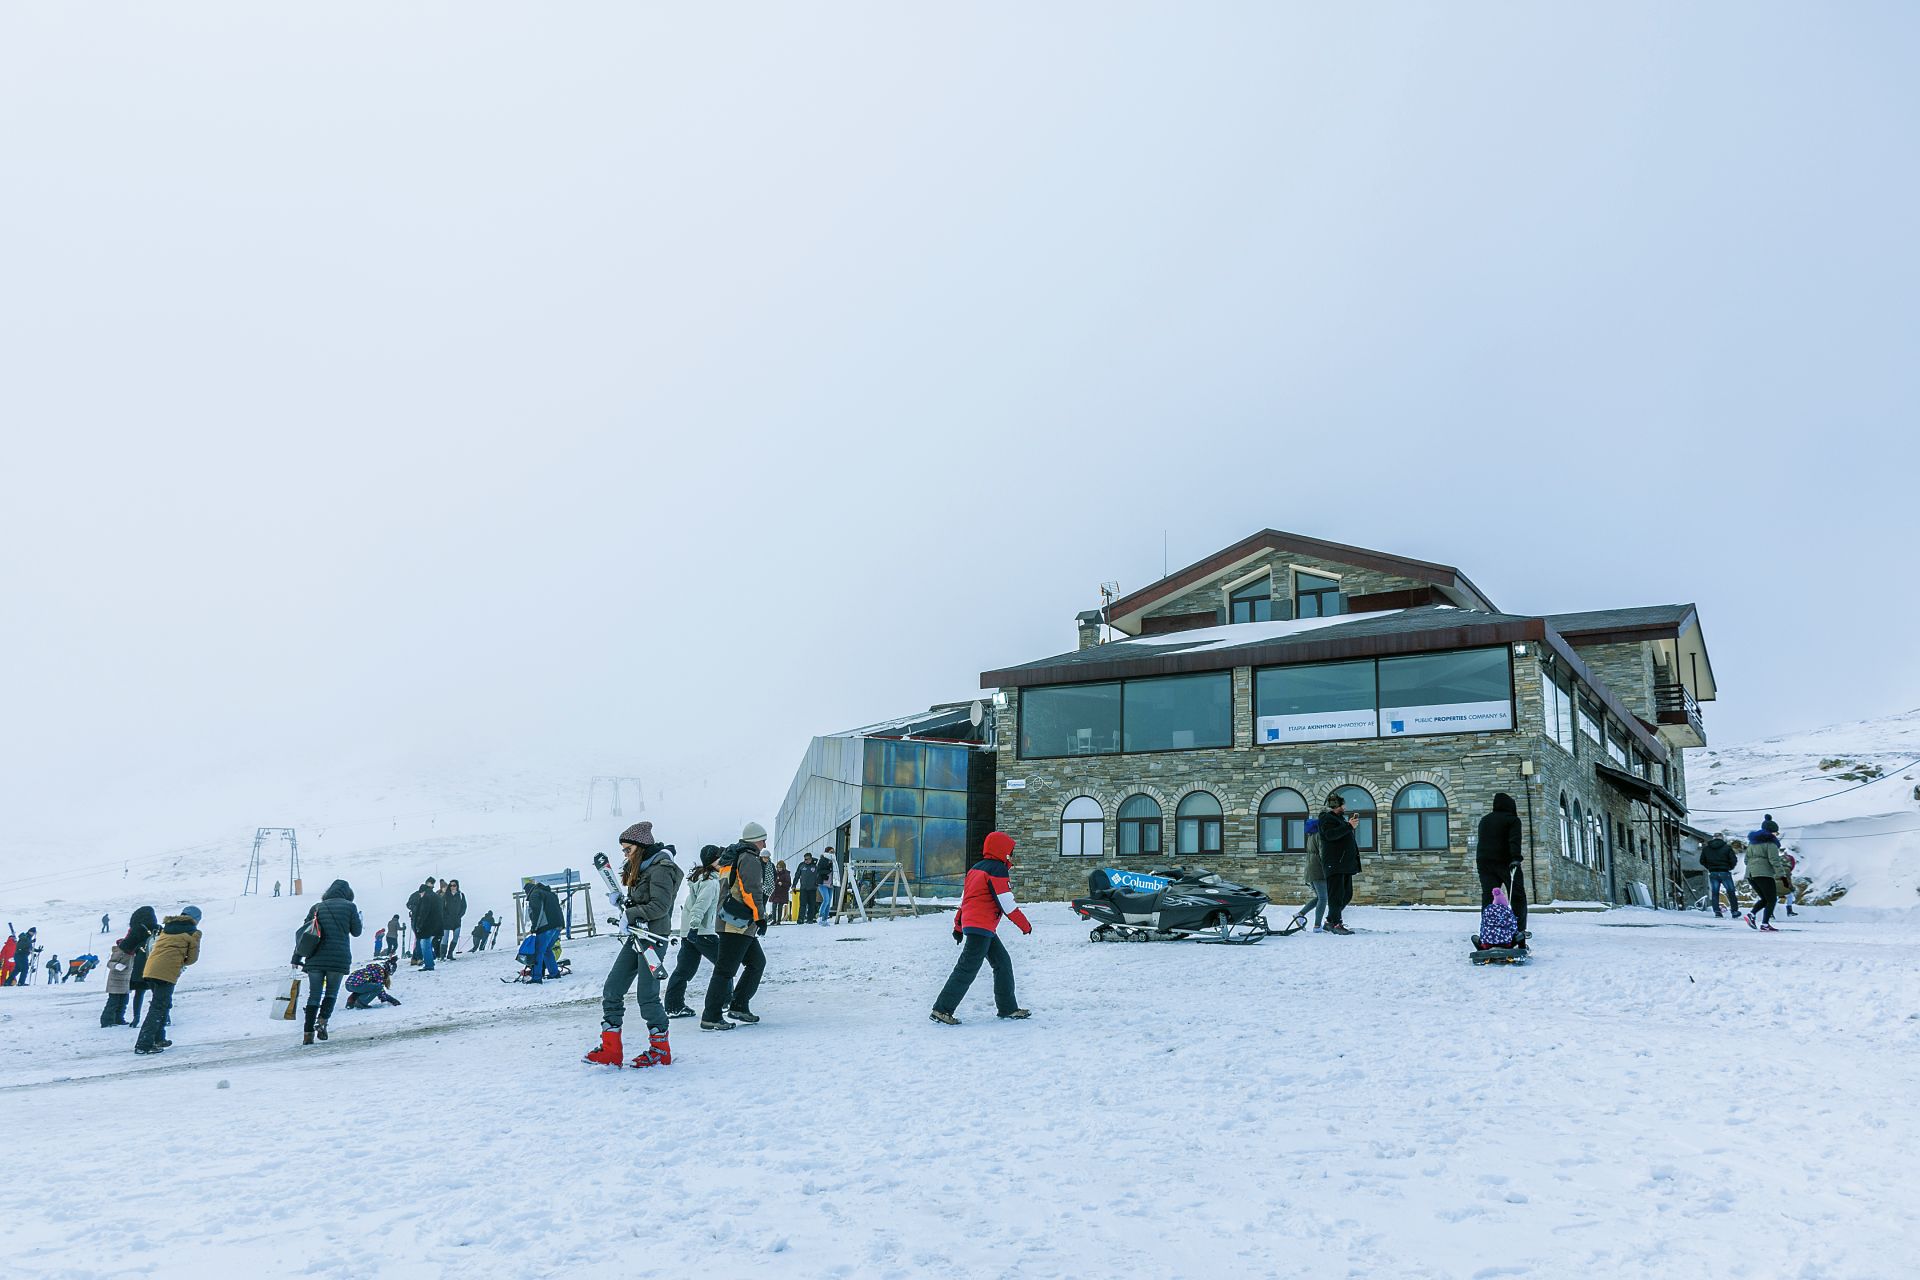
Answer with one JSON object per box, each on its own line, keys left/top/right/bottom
{"left": 969, "top": 700, "right": 986, "bottom": 727}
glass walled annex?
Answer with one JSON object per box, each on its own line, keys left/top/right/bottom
{"left": 853, "top": 739, "right": 992, "bottom": 888}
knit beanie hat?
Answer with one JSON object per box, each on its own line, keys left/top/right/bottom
{"left": 621, "top": 821, "right": 655, "bottom": 847}
{"left": 741, "top": 821, "right": 769, "bottom": 842}
{"left": 181, "top": 905, "right": 203, "bottom": 923}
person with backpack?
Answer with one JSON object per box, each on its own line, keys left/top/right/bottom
{"left": 1474, "top": 792, "right": 1527, "bottom": 938}
{"left": 523, "top": 878, "right": 565, "bottom": 982}
{"left": 8, "top": 928, "right": 37, "bottom": 985}
{"left": 406, "top": 878, "right": 445, "bottom": 970}
{"left": 292, "top": 879, "right": 364, "bottom": 1045}
{"left": 1302, "top": 817, "right": 1328, "bottom": 932}
{"left": 134, "top": 907, "right": 202, "bottom": 1055}
{"left": 929, "top": 831, "right": 1032, "bottom": 1025}
{"left": 1318, "top": 795, "right": 1363, "bottom": 935}
{"left": 1743, "top": 830, "right": 1790, "bottom": 932}
{"left": 471, "top": 910, "right": 496, "bottom": 953}
{"left": 665, "top": 847, "right": 722, "bottom": 1018}
{"left": 585, "top": 823, "right": 684, "bottom": 1068}
{"left": 1700, "top": 834, "right": 1740, "bottom": 917}
{"left": 699, "top": 823, "right": 770, "bottom": 1031}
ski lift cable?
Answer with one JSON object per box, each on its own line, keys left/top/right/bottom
{"left": 1687, "top": 755, "right": 1920, "bottom": 814}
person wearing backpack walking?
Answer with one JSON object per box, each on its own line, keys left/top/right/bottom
{"left": 1699, "top": 835, "right": 1740, "bottom": 917}
{"left": 699, "top": 823, "right": 770, "bottom": 1031}
{"left": 929, "top": 831, "right": 1032, "bottom": 1025}
{"left": 584, "top": 823, "right": 684, "bottom": 1069}
{"left": 293, "top": 879, "right": 364, "bottom": 1045}
{"left": 665, "top": 847, "right": 722, "bottom": 1018}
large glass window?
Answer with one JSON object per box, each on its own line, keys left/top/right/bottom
{"left": 1572, "top": 798, "right": 1587, "bottom": 864}
{"left": 924, "top": 744, "right": 969, "bottom": 791}
{"left": 1391, "top": 783, "right": 1449, "bottom": 851}
{"left": 1330, "top": 785, "right": 1377, "bottom": 851}
{"left": 1123, "top": 672, "right": 1233, "bottom": 753}
{"left": 1378, "top": 649, "right": 1513, "bottom": 737}
{"left": 1175, "top": 791, "right": 1223, "bottom": 856}
{"left": 1559, "top": 794, "right": 1572, "bottom": 858}
{"left": 1606, "top": 724, "right": 1630, "bottom": 769}
{"left": 1294, "top": 570, "right": 1342, "bottom": 618}
{"left": 1577, "top": 696, "right": 1602, "bottom": 745}
{"left": 1059, "top": 796, "right": 1104, "bottom": 858}
{"left": 1257, "top": 788, "right": 1308, "bottom": 853}
{"left": 1117, "top": 794, "right": 1162, "bottom": 856}
{"left": 1254, "top": 660, "right": 1378, "bottom": 744}
{"left": 1018, "top": 683, "right": 1122, "bottom": 758}
{"left": 1552, "top": 669, "right": 1576, "bottom": 754}
{"left": 1229, "top": 577, "right": 1272, "bottom": 624}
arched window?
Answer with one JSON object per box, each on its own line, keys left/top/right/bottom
{"left": 1572, "top": 798, "right": 1586, "bottom": 864}
{"left": 1559, "top": 794, "right": 1572, "bottom": 859}
{"left": 1175, "top": 791, "right": 1223, "bottom": 856}
{"left": 1258, "top": 787, "right": 1309, "bottom": 853}
{"left": 1059, "top": 796, "right": 1103, "bottom": 858}
{"left": 1116, "top": 794, "right": 1162, "bottom": 857}
{"left": 1391, "top": 783, "right": 1449, "bottom": 851}
{"left": 1331, "top": 785, "right": 1377, "bottom": 851}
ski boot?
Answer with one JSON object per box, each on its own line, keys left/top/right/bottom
{"left": 631, "top": 1030, "right": 672, "bottom": 1068}
{"left": 583, "top": 1027, "right": 624, "bottom": 1066}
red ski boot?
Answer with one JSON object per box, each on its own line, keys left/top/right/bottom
{"left": 583, "top": 1027, "right": 624, "bottom": 1067}
{"left": 630, "top": 1029, "right": 672, "bottom": 1068}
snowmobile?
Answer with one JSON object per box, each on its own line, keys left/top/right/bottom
{"left": 1071, "top": 867, "right": 1285, "bottom": 944}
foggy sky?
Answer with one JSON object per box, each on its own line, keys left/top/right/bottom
{"left": 3, "top": 4, "right": 1916, "bottom": 855}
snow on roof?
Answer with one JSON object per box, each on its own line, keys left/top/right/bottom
{"left": 1114, "top": 609, "right": 1413, "bottom": 653}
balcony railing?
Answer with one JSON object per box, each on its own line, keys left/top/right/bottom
{"left": 1654, "top": 682, "right": 1705, "bottom": 746}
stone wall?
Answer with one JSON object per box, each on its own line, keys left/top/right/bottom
{"left": 1140, "top": 548, "right": 1435, "bottom": 626}
{"left": 1569, "top": 641, "right": 1657, "bottom": 719}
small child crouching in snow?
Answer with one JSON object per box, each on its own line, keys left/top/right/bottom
{"left": 343, "top": 958, "right": 401, "bottom": 1009}
{"left": 1473, "top": 886, "right": 1522, "bottom": 952}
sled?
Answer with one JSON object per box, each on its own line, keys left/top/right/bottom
{"left": 273, "top": 977, "right": 301, "bottom": 1020}
{"left": 1470, "top": 945, "right": 1530, "bottom": 965}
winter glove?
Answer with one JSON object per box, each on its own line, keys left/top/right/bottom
{"left": 952, "top": 928, "right": 964, "bottom": 944}
{"left": 756, "top": 920, "right": 768, "bottom": 937}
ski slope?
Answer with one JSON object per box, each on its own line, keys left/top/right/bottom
{"left": 4, "top": 901, "right": 1918, "bottom": 1278}
{"left": 1692, "top": 708, "right": 1920, "bottom": 906}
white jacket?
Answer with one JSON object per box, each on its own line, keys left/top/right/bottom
{"left": 678, "top": 877, "right": 720, "bottom": 937}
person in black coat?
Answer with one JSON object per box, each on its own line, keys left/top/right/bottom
{"left": 441, "top": 880, "right": 468, "bottom": 959}
{"left": 1318, "top": 797, "right": 1362, "bottom": 934}
{"left": 120, "top": 906, "right": 161, "bottom": 1024}
{"left": 295, "top": 879, "right": 364, "bottom": 1044}
{"left": 406, "top": 878, "right": 446, "bottom": 969}
{"left": 1700, "top": 835, "right": 1740, "bottom": 917}
{"left": 1475, "top": 792, "right": 1528, "bottom": 935}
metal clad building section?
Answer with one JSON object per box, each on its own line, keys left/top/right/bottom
{"left": 774, "top": 734, "right": 866, "bottom": 862}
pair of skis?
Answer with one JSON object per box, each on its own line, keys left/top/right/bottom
{"left": 591, "top": 852, "right": 670, "bottom": 978}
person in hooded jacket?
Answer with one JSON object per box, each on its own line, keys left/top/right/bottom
{"left": 665, "top": 847, "right": 722, "bottom": 1017}
{"left": 113, "top": 906, "right": 161, "bottom": 1026}
{"left": 441, "top": 879, "right": 468, "bottom": 958}
{"left": 1475, "top": 792, "right": 1528, "bottom": 938}
{"left": 1743, "top": 831, "right": 1790, "bottom": 931}
{"left": 930, "top": 831, "right": 1032, "bottom": 1024}
{"left": 344, "top": 957, "right": 401, "bottom": 1008}
{"left": 584, "top": 822, "right": 685, "bottom": 1068}
{"left": 294, "top": 879, "right": 364, "bottom": 1045}
{"left": 8, "top": 927, "right": 37, "bottom": 985}
{"left": 699, "top": 824, "right": 770, "bottom": 1030}
{"left": 522, "top": 878, "right": 566, "bottom": 981}
{"left": 135, "top": 907, "right": 202, "bottom": 1054}
{"left": 407, "top": 878, "right": 445, "bottom": 970}
{"left": 1318, "top": 796, "right": 1363, "bottom": 934}
{"left": 1699, "top": 835, "right": 1740, "bottom": 917}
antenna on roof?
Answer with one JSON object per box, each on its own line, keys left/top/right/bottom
{"left": 1100, "top": 581, "right": 1119, "bottom": 643}
{"left": 1163, "top": 530, "right": 1168, "bottom": 579}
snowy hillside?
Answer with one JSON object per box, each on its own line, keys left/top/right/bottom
{"left": 1691, "top": 708, "right": 1920, "bottom": 907}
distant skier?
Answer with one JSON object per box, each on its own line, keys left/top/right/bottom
{"left": 929, "top": 831, "right": 1032, "bottom": 1025}
{"left": 584, "top": 822, "right": 683, "bottom": 1068}
{"left": 135, "top": 907, "right": 202, "bottom": 1055}
{"left": 1318, "top": 795, "right": 1362, "bottom": 935}
{"left": 343, "top": 958, "right": 402, "bottom": 1009}
{"left": 1700, "top": 834, "right": 1740, "bottom": 918}
{"left": 273, "top": 881, "right": 281, "bottom": 898}
{"left": 10, "top": 928, "right": 39, "bottom": 985}
{"left": 471, "top": 911, "right": 496, "bottom": 953}
{"left": 699, "top": 824, "right": 770, "bottom": 1030}
{"left": 0, "top": 933, "right": 14, "bottom": 985}
{"left": 385, "top": 914, "right": 403, "bottom": 957}
{"left": 665, "top": 847, "right": 722, "bottom": 1018}
{"left": 101, "top": 912, "right": 110, "bottom": 935}
{"left": 46, "top": 955, "right": 61, "bottom": 984}
{"left": 1475, "top": 792, "right": 1527, "bottom": 939}
{"left": 1743, "top": 831, "right": 1790, "bottom": 932}
{"left": 294, "top": 879, "right": 364, "bottom": 1046}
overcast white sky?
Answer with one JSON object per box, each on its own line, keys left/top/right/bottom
{"left": 2, "top": 4, "right": 1915, "bottom": 852}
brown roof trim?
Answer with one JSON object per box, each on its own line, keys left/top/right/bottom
{"left": 1103, "top": 529, "right": 1497, "bottom": 621}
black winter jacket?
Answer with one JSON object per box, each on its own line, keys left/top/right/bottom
{"left": 120, "top": 906, "right": 159, "bottom": 987}
{"left": 1319, "top": 810, "right": 1362, "bottom": 876}
{"left": 407, "top": 883, "right": 445, "bottom": 935}
{"left": 1475, "top": 793, "right": 1525, "bottom": 879}
{"left": 525, "top": 881, "right": 564, "bottom": 933}
{"left": 1699, "top": 838, "right": 1737, "bottom": 873}
{"left": 298, "top": 879, "right": 364, "bottom": 974}
{"left": 442, "top": 890, "right": 467, "bottom": 928}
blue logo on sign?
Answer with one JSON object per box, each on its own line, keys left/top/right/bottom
{"left": 1391, "top": 720, "right": 1405, "bottom": 733}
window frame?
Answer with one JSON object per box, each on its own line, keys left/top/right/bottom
{"left": 1017, "top": 672, "right": 1234, "bottom": 760}
{"left": 1254, "top": 647, "right": 1516, "bottom": 749}
{"left": 1257, "top": 787, "right": 1310, "bottom": 853}
{"left": 1329, "top": 785, "right": 1378, "bottom": 852}
{"left": 1293, "top": 568, "right": 1343, "bottom": 619}
{"left": 1174, "top": 791, "right": 1224, "bottom": 857}
{"left": 1390, "top": 782, "right": 1450, "bottom": 852}
{"left": 1058, "top": 796, "right": 1104, "bottom": 858}
{"left": 1116, "top": 793, "right": 1163, "bottom": 857}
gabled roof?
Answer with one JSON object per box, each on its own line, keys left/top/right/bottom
{"left": 1104, "top": 529, "right": 1498, "bottom": 632}
{"left": 1544, "top": 604, "right": 1717, "bottom": 702}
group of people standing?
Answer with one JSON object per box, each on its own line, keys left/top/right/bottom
{"left": 1700, "top": 815, "right": 1798, "bottom": 931}
{"left": 771, "top": 848, "right": 838, "bottom": 924}
{"left": 403, "top": 877, "right": 488, "bottom": 970}
{"left": 93, "top": 903, "right": 204, "bottom": 1055}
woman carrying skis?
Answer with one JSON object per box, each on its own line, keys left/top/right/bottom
{"left": 584, "top": 823, "right": 683, "bottom": 1068}
{"left": 929, "top": 831, "right": 1032, "bottom": 1025}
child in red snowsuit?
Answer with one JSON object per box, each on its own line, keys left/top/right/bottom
{"left": 930, "top": 832, "right": 1033, "bottom": 1024}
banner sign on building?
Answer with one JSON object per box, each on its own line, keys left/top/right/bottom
{"left": 1380, "top": 700, "right": 1514, "bottom": 737}
{"left": 1257, "top": 709, "right": 1380, "bottom": 744}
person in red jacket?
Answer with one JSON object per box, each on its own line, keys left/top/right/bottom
{"left": 930, "top": 831, "right": 1032, "bottom": 1024}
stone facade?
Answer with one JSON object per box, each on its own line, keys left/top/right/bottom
{"left": 1141, "top": 548, "right": 1434, "bottom": 626}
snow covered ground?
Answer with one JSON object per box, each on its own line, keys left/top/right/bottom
{"left": 4, "top": 898, "right": 1918, "bottom": 1279}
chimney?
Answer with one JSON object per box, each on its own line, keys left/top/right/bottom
{"left": 1076, "top": 609, "right": 1104, "bottom": 650}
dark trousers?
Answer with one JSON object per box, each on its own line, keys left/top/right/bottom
{"left": 304, "top": 970, "right": 344, "bottom": 1016}
{"left": 101, "top": 992, "right": 129, "bottom": 1027}
{"left": 664, "top": 934, "right": 718, "bottom": 1010}
{"left": 1325, "top": 873, "right": 1355, "bottom": 926}
{"left": 600, "top": 939, "right": 667, "bottom": 1035}
{"left": 1749, "top": 875, "right": 1778, "bottom": 925}
{"left": 1478, "top": 866, "right": 1529, "bottom": 934}
{"left": 700, "top": 932, "right": 766, "bottom": 1021}
{"left": 135, "top": 980, "right": 175, "bottom": 1050}
{"left": 935, "top": 932, "right": 1018, "bottom": 1016}
{"left": 798, "top": 889, "right": 819, "bottom": 923}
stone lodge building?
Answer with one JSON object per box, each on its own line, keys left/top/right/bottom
{"left": 977, "top": 529, "right": 1717, "bottom": 908}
